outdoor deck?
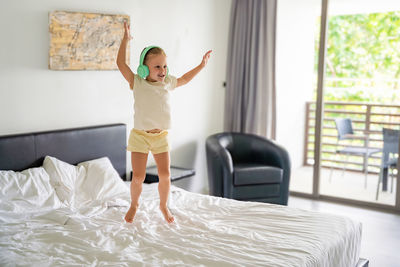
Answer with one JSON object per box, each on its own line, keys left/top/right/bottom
{"left": 290, "top": 166, "right": 396, "bottom": 206}
{"left": 297, "top": 101, "right": 399, "bottom": 205}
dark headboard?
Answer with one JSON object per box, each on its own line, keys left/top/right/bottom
{"left": 0, "top": 123, "right": 127, "bottom": 180}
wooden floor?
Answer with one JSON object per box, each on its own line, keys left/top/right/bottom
{"left": 288, "top": 195, "right": 400, "bottom": 267}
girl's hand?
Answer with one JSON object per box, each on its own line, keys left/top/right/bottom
{"left": 123, "top": 21, "right": 132, "bottom": 40}
{"left": 201, "top": 50, "right": 212, "bottom": 67}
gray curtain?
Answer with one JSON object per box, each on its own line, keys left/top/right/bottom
{"left": 224, "top": 0, "right": 277, "bottom": 139}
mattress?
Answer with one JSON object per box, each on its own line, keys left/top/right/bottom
{"left": 0, "top": 183, "right": 361, "bottom": 267}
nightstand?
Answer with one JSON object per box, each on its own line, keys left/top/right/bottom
{"left": 130, "top": 166, "right": 195, "bottom": 183}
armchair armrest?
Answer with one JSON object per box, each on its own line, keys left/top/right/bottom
{"left": 249, "top": 135, "right": 290, "bottom": 170}
{"left": 206, "top": 137, "right": 234, "bottom": 197}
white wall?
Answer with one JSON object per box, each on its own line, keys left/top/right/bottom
{"left": 0, "top": 0, "right": 231, "bottom": 194}
{"left": 276, "top": 0, "right": 320, "bottom": 169}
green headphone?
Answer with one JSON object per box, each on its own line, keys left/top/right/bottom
{"left": 137, "top": 46, "right": 169, "bottom": 79}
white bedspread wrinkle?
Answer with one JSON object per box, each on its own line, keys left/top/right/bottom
{"left": 0, "top": 183, "right": 361, "bottom": 267}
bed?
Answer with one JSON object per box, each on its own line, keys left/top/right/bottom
{"left": 0, "top": 123, "right": 368, "bottom": 266}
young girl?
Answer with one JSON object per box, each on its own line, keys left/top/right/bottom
{"left": 116, "top": 21, "right": 212, "bottom": 224}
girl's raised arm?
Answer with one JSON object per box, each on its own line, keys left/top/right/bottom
{"left": 116, "top": 21, "right": 134, "bottom": 89}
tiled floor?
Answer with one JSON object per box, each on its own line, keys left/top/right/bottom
{"left": 288, "top": 195, "right": 400, "bottom": 267}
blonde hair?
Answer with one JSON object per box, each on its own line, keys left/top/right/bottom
{"left": 143, "top": 47, "right": 166, "bottom": 65}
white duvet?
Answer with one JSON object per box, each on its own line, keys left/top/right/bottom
{"left": 0, "top": 182, "right": 361, "bottom": 267}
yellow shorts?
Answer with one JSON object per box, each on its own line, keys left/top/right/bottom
{"left": 127, "top": 129, "right": 170, "bottom": 154}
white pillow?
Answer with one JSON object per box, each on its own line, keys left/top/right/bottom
{"left": 0, "top": 167, "right": 62, "bottom": 212}
{"left": 77, "top": 157, "right": 129, "bottom": 205}
{"left": 42, "top": 156, "right": 86, "bottom": 207}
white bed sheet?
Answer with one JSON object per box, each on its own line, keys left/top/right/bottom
{"left": 0, "top": 183, "right": 361, "bottom": 267}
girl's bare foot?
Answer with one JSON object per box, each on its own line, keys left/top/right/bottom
{"left": 159, "top": 205, "right": 174, "bottom": 223}
{"left": 124, "top": 204, "right": 138, "bottom": 223}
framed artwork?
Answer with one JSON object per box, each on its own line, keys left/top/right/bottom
{"left": 49, "top": 11, "right": 130, "bottom": 70}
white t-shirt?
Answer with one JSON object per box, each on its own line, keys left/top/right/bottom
{"left": 131, "top": 74, "right": 178, "bottom": 130}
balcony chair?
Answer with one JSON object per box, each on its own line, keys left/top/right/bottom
{"left": 330, "top": 118, "right": 381, "bottom": 188}
{"left": 376, "top": 128, "right": 399, "bottom": 200}
{"left": 205, "top": 132, "right": 291, "bottom": 205}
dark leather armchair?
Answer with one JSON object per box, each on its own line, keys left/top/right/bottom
{"left": 206, "top": 132, "right": 291, "bottom": 205}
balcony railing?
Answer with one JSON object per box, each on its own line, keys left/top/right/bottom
{"left": 305, "top": 101, "right": 400, "bottom": 173}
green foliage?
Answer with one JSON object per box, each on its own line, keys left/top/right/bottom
{"left": 324, "top": 11, "right": 400, "bottom": 80}
{"left": 314, "top": 11, "right": 400, "bottom": 103}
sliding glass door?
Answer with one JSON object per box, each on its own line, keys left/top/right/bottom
{"left": 319, "top": 0, "right": 400, "bottom": 207}
{"left": 277, "top": 0, "right": 400, "bottom": 211}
